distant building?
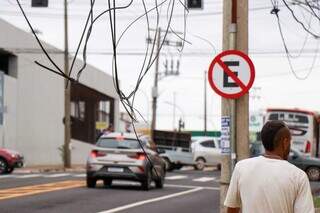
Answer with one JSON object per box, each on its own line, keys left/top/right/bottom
{"left": 0, "top": 19, "right": 119, "bottom": 166}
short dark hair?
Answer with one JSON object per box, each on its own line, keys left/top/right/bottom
{"left": 261, "top": 120, "right": 288, "bottom": 151}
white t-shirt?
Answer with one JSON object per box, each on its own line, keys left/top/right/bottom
{"left": 224, "top": 156, "right": 314, "bottom": 213}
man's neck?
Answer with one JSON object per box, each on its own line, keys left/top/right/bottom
{"left": 264, "top": 151, "right": 283, "bottom": 160}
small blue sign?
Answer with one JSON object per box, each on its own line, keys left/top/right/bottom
{"left": 221, "top": 116, "right": 230, "bottom": 154}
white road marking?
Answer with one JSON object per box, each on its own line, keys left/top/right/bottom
{"left": 43, "top": 173, "right": 70, "bottom": 178}
{"left": 165, "top": 175, "right": 187, "bottom": 180}
{"left": 193, "top": 177, "right": 215, "bottom": 182}
{"left": 165, "top": 184, "right": 219, "bottom": 191}
{"left": 0, "top": 175, "right": 18, "bottom": 179}
{"left": 97, "top": 187, "right": 203, "bottom": 213}
{"left": 73, "top": 174, "right": 86, "bottom": 178}
{"left": 16, "top": 174, "right": 42, "bottom": 178}
{"left": 180, "top": 166, "right": 194, "bottom": 171}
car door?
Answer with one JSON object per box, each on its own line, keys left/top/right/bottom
{"left": 198, "top": 140, "right": 220, "bottom": 165}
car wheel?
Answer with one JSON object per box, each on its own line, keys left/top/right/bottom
{"left": 155, "top": 168, "right": 165, "bottom": 189}
{"left": 174, "top": 164, "right": 183, "bottom": 170}
{"left": 142, "top": 169, "right": 152, "bottom": 191}
{"left": 6, "top": 167, "right": 14, "bottom": 174}
{"left": 86, "top": 176, "right": 97, "bottom": 188}
{"left": 163, "top": 158, "right": 174, "bottom": 172}
{"left": 195, "top": 158, "right": 206, "bottom": 171}
{"left": 0, "top": 158, "right": 8, "bottom": 175}
{"left": 306, "top": 167, "right": 320, "bottom": 181}
{"left": 103, "top": 179, "right": 112, "bottom": 187}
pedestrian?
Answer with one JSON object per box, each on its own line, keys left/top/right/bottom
{"left": 224, "top": 120, "right": 314, "bottom": 213}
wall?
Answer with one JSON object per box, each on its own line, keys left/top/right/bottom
{"left": 0, "top": 18, "right": 120, "bottom": 166}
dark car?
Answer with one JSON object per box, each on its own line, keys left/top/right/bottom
{"left": 0, "top": 148, "right": 24, "bottom": 174}
{"left": 250, "top": 142, "right": 320, "bottom": 181}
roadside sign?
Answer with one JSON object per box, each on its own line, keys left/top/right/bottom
{"left": 208, "top": 50, "right": 255, "bottom": 99}
{"left": 221, "top": 116, "right": 231, "bottom": 154}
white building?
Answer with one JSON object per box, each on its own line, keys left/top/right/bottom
{"left": 0, "top": 19, "right": 119, "bottom": 166}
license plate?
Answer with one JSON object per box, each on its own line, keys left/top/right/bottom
{"left": 108, "top": 167, "right": 124, "bottom": 173}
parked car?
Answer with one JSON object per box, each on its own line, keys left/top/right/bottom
{"left": 0, "top": 148, "right": 24, "bottom": 174}
{"left": 250, "top": 142, "right": 320, "bottom": 181}
{"left": 86, "top": 132, "right": 166, "bottom": 190}
{"left": 191, "top": 136, "right": 222, "bottom": 170}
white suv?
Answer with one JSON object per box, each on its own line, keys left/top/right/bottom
{"left": 191, "top": 136, "right": 222, "bottom": 170}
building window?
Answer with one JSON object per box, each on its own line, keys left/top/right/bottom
{"left": 98, "top": 101, "right": 110, "bottom": 123}
{"left": 0, "top": 50, "right": 17, "bottom": 78}
{"left": 71, "top": 101, "right": 85, "bottom": 121}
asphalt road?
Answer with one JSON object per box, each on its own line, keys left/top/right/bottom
{"left": 1, "top": 168, "right": 320, "bottom": 213}
{"left": 0, "top": 168, "right": 221, "bottom": 213}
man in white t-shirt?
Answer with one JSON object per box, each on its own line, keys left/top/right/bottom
{"left": 224, "top": 120, "right": 314, "bottom": 213}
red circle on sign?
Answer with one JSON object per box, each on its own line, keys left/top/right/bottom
{"left": 208, "top": 50, "right": 255, "bottom": 99}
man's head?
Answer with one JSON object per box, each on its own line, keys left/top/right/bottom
{"left": 261, "top": 120, "right": 292, "bottom": 160}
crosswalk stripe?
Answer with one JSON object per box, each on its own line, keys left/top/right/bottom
{"left": 192, "top": 177, "right": 215, "bottom": 182}
{"left": 165, "top": 175, "right": 188, "bottom": 180}
{"left": 43, "top": 173, "right": 70, "bottom": 178}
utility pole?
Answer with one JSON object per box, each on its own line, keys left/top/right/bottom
{"left": 204, "top": 70, "right": 207, "bottom": 136}
{"left": 172, "top": 92, "right": 176, "bottom": 130}
{"left": 220, "top": 0, "right": 249, "bottom": 212}
{"left": 64, "top": 0, "right": 71, "bottom": 168}
{"left": 151, "top": 28, "right": 161, "bottom": 139}
{"left": 149, "top": 28, "right": 182, "bottom": 138}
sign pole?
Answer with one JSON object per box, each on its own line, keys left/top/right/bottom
{"left": 219, "top": 0, "right": 249, "bottom": 212}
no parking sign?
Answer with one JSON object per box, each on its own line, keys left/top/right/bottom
{"left": 208, "top": 50, "right": 255, "bottom": 99}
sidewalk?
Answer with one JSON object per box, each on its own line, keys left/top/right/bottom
{"left": 13, "top": 164, "right": 86, "bottom": 174}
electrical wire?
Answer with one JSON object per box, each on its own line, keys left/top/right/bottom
{"left": 15, "top": 0, "right": 189, "bottom": 179}
{"left": 271, "top": 0, "right": 320, "bottom": 80}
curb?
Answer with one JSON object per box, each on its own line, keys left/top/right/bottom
{"left": 14, "top": 165, "right": 86, "bottom": 174}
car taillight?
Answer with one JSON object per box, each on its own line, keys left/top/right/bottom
{"left": 305, "top": 141, "right": 311, "bottom": 153}
{"left": 129, "top": 153, "right": 146, "bottom": 160}
{"left": 90, "top": 150, "right": 106, "bottom": 158}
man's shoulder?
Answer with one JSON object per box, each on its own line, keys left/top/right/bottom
{"left": 236, "top": 156, "right": 307, "bottom": 177}
{"left": 236, "top": 156, "right": 261, "bottom": 166}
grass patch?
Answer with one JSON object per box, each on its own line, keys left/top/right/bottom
{"left": 314, "top": 196, "right": 320, "bottom": 208}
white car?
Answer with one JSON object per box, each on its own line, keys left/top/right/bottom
{"left": 191, "top": 136, "right": 222, "bottom": 170}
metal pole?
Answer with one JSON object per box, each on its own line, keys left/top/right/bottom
{"left": 229, "top": 0, "right": 237, "bottom": 174}
{"left": 204, "top": 70, "right": 207, "bottom": 136}
{"left": 173, "top": 92, "right": 176, "bottom": 130}
{"left": 151, "top": 28, "right": 161, "bottom": 139}
{"left": 64, "top": 0, "right": 71, "bottom": 168}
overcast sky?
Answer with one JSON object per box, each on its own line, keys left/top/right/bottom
{"left": 1, "top": 0, "right": 319, "bottom": 131}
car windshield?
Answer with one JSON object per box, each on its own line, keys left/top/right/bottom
{"left": 96, "top": 138, "right": 144, "bottom": 149}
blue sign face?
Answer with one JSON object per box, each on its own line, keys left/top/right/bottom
{"left": 221, "top": 116, "right": 231, "bottom": 154}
